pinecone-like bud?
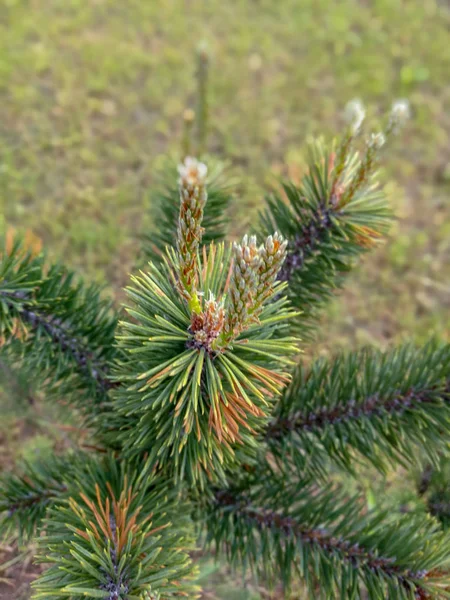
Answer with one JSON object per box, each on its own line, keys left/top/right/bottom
{"left": 215, "top": 233, "right": 287, "bottom": 349}
{"left": 176, "top": 157, "right": 208, "bottom": 302}
{"left": 189, "top": 293, "right": 225, "bottom": 354}
{"left": 220, "top": 235, "right": 261, "bottom": 345}
{"left": 254, "top": 232, "right": 288, "bottom": 310}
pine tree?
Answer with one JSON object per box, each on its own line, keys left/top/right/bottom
{"left": 1, "top": 54, "right": 449, "bottom": 599}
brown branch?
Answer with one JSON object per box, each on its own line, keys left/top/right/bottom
{"left": 215, "top": 490, "right": 432, "bottom": 597}
{"left": 1, "top": 290, "right": 117, "bottom": 393}
{"left": 20, "top": 305, "right": 114, "bottom": 391}
{"left": 266, "top": 386, "right": 447, "bottom": 440}
{"left": 278, "top": 203, "right": 333, "bottom": 282}
{"left": 429, "top": 500, "right": 450, "bottom": 519}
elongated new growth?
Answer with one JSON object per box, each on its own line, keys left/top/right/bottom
{"left": 176, "top": 156, "right": 208, "bottom": 310}
{"left": 254, "top": 232, "right": 288, "bottom": 309}
{"left": 216, "top": 233, "right": 288, "bottom": 349}
{"left": 220, "top": 235, "right": 261, "bottom": 347}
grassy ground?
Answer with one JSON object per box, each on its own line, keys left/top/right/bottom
{"left": 0, "top": 0, "right": 449, "bottom": 597}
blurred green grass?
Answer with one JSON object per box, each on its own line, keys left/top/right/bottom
{"left": 0, "top": 0, "right": 449, "bottom": 597}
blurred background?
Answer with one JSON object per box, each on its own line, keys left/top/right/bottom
{"left": 0, "top": 0, "right": 449, "bottom": 597}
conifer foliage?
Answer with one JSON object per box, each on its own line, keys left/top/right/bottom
{"left": 258, "top": 101, "right": 394, "bottom": 337}
{"left": 111, "top": 157, "right": 298, "bottom": 486}
{"left": 0, "top": 62, "right": 449, "bottom": 600}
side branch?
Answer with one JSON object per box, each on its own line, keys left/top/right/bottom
{"left": 266, "top": 384, "right": 448, "bottom": 440}
{"left": 6, "top": 486, "right": 67, "bottom": 517}
{"left": 215, "top": 490, "right": 426, "bottom": 582}
{"left": 0, "top": 455, "right": 75, "bottom": 541}
{"left": 279, "top": 202, "right": 333, "bottom": 282}
{"left": 265, "top": 343, "right": 450, "bottom": 475}
{"left": 215, "top": 490, "right": 439, "bottom": 600}
{"left": 0, "top": 288, "right": 117, "bottom": 394}
{"left": 257, "top": 130, "right": 394, "bottom": 335}
{"left": 18, "top": 302, "right": 114, "bottom": 391}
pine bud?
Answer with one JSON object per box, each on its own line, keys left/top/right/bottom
{"left": 332, "top": 99, "right": 366, "bottom": 194}
{"left": 217, "top": 235, "right": 260, "bottom": 348}
{"left": 190, "top": 292, "right": 225, "bottom": 354}
{"left": 254, "top": 232, "right": 288, "bottom": 310}
{"left": 388, "top": 98, "right": 411, "bottom": 134}
{"left": 345, "top": 98, "right": 366, "bottom": 135}
{"left": 178, "top": 156, "right": 208, "bottom": 188}
{"left": 176, "top": 157, "right": 208, "bottom": 302}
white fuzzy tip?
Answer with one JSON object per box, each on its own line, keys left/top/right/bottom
{"left": 345, "top": 98, "right": 366, "bottom": 134}
{"left": 178, "top": 157, "right": 208, "bottom": 187}
{"left": 391, "top": 99, "right": 411, "bottom": 126}
{"left": 370, "top": 132, "right": 386, "bottom": 150}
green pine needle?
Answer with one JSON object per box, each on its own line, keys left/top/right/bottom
{"left": 110, "top": 242, "right": 298, "bottom": 486}
{"left": 32, "top": 455, "right": 199, "bottom": 600}
{"left": 266, "top": 340, "right": 450, "bottom": 479}
{"left": 258, "top": 137, "right": 393, "bottom": 338}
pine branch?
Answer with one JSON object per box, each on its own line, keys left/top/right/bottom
{"left": 257, "top": 133, "right": 393, "bottom": 337}
{"left": 206, "top": 473, "right": 450, "bottom": 599}
{"left": 6, "top": 490, "right": 61, "bottom": 515}
{"left": 267, "top": 384, "right": 449, "bottom": 438}
{"left": 265, "top": 341, "right": 450, "bottom": 477}
{"left": 109, "top": 240, "right": 298, "bottom": 485}
{"left": 0, "top": 239, "right": 119, "bottom": 412}
{"left": 214, "top": 494, "right": 426, "bottom": 582}
{"left": 0, "top": 455, "right": 75, "bottom": 542}
{"left": 4, "top": 293, "right": 113, "bottom": 391}
{"left": 1, "top": 453, "right": 199, "bottom": 598}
